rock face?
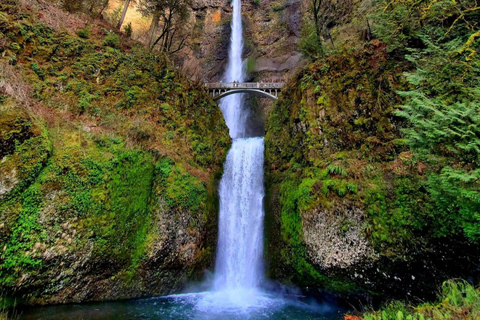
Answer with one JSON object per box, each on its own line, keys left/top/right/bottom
{"left": 0, "top": 0, "right": 229, "bottom": 306}
{"left": 0, "top": 107, "right": 223, "bottom": 306}
{"left": 7, "top": 162, "right": 219, "bottom": 305}
{"left": 176, "top": 0, "right": 307, "bottom": 82}
{"left": 303, "top": 205, "right": 376, "bottom": 270}
{"left": 264, "top": 41, "right": 480, "bottom": 299}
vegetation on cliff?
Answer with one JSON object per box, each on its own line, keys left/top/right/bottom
{"left": 363, "top": 280, "right": 480, "bottom": 320}
{"left": 375, "top": 0, "right": 480, "bottom": 242}
{"left": 0, "top": 0, "right": 228, "bottom": 305}
{"left": 266, "top": 41, "right": 412, "bottom": 293}
{"left": 265, "top": 0, "right": 480, "bottom": 299}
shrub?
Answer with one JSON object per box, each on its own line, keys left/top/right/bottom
{"left": 103, "top": 32, "right": 120, "bottom": 48}
{"left": 77, "top": 25, "right": 91, "bottom": 39}
{"left": 30, "top": 63, "right": 45, "bottom": 80}
{"left": 299, "top": 20, "right": 324, "bottom": 59}
{"left": 363, "top": 280, "right": 480, "bottom": 320}
{"left": 123, "top": 22, "right": 133, "bottom": 38}
{"left": 61, "top": 0, "right": 83, "bottom": 13}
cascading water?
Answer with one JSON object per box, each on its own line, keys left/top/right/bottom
{"left": 214, "top": 0, "right": 265, "bottom": 292}
{"left": 193, "top": 2, "right": 336, "bottom": 315}
{"left": 197, "top": 0, "right": 269, "bottom": 309}
{"left": 214, "top": 137, "right": 265, "bottom": 291}
{"left": 140, "top": 0, "right": 338, "bottom": 316}
{"left": 170, "top": 0, "right": 339, "bottom": 316}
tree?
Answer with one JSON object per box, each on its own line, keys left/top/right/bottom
{"left": 139, "top": 0, "right": 191, "bottom": 53}
{"left": 116, "top": 0, "right": 131, "bottom": 30}
{"left": 88, "top": 0, "right": 109, "bottom": 18}
{"left": 62, "top": 0, "right": 109, "bottom": 18}
{"left": 312, "top": 0, "right": 324, "bottom": 55}
{"left": 304, "top": 0, "right": 354, "bottom": 58}
{"left": 375, "top": 0, "right": 480, "bottom": 241}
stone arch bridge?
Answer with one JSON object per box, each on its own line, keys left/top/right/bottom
{"left": 205, "top": 82, "right": 285, "bottom": 101}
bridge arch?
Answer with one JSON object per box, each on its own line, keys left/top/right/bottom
{"left": 212, "top": 89, "right": 279, "bottom": 101}
{"left": 205, "top": 82, "right": 285, "bottom": 102}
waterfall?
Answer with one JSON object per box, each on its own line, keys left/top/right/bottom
{"left": 214, "top": 137, "right": 265, "bottom": 290}
{"left": 219, "top": 0, "right": 248, "bottom": 139}
{"left": 214, "top": 0, "right": 266, "bottom": 296}
{"left": 165, "top": 0, "right": 334, "bottom": 315}
{"left": 195, "top": 0, "right": 272, "bottom": 311}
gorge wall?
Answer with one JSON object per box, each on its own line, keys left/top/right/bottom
{"left": 0, "top": 0, "right": 229, "bottom": 305}
{"left": 178, "top": 0, "right": 371, "bottom": 83}
{"left": 176, "top": 0, "right": 306, "bottom": 82}
{"left": 263, "top": 0, "right": 480, "bottom": 300}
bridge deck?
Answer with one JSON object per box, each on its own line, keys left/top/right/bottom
{"left": 205, "top": 82, "right": 285, "bottom": 90}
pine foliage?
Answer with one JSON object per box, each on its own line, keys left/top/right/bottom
{"left": 375, "top": 0, "right": 480, "bottom": 241}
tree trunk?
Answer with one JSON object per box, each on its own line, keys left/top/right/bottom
{"left": 116, "top": 0, "right": 131, "bottom": 30}
{"left": 148, "top": 11, "right": 161, "bottom": 49}
{"left": 312, "top": 0, "right": 324, "bottom": 56}
{"left": 98, "top": 0, "right": 109, "bottom": 19}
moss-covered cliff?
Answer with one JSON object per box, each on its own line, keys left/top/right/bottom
{"left": 0, "top": 0, "right": 229, "bottom": 305}
{"left": 264, "top": 36, "right": 480, "bottom": 299}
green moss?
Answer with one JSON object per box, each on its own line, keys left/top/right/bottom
{"left": 155, "top": 159, "right": 207, "bottom": 213}
{"left": 0, "top": 185, "right": 45, "bottom": 286}
{"left": 267, "top": 177, "right": 357, "bottom": 292}
{"left": 264, "top": 41, "right": 460, "bottom": 292}
{"left": 1, "top": 6, "right": 229, "bottom": 169}
{"left": 0, "top": 111, "right": 52, "bottom": 203}
{"left": 0, "top": 0, "right": 227, "bottom": 302}
{"left": 364, "top": 176, "right": 435, "bottom": 256}
{"left": 1, "top": 133, "right": 155, "bottom": 283}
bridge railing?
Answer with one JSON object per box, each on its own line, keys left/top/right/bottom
{"left": 205, "top": 82, "right": 285, "bottom": 90}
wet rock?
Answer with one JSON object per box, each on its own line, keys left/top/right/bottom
{"left": 302, "top": 205, "right": 377, "bottom": 269}
{"left": 0, "top": 167, "right": 18, "bottom": 197}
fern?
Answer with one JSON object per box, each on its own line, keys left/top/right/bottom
{"left": 383, "top": 0, "right": 480, "bottom": 242}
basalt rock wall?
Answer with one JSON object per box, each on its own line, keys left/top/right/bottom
{"left": 177, "top": 0, "right": 307, "bottom": 82}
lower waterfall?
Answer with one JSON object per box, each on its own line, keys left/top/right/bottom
{"left": 214, "top": 137, "right": 266, "bottom": 291}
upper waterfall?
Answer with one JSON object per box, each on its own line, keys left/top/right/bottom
{"left": 224, "top": 0, "right": 244, "bottom": 84}
{"left": 219, "top": 0, "right": 249, "bottom": 139}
